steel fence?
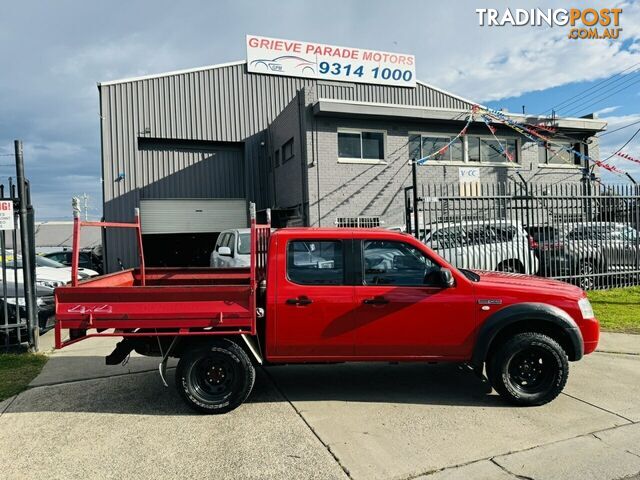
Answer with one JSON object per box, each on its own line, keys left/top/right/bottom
{"left": 404, "top": 181, "right": 640, "bottom": 290}
{"left": 0, "top": 140, "right": 39, "bottom": 351}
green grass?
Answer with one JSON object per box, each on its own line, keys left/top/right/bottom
{"left": 588, "top": 286, "right": 640, "bottom": 334}
{"left": 0, "top": 354, "right": 48, "bottom": 402}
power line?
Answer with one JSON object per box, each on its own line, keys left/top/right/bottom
{"left": 599, "top": 119, "right": 640, "bottom": 137}
{"left": 563, "top": 74, "right": 640, "bottom": 117}
{"left": 601, "top": 125, "right": 640, "bottom": 163}
{"left": 539, "top": 62, "right": 640, "bottom": 115}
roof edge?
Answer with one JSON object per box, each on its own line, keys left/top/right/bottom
{"left": 97, "top": 60, "right": 247, "bottom": 87}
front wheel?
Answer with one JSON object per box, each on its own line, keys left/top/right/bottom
{"left": 487, "top": 332, "right": 568, "bottom": 406}
{"left": 176, "top": 339, "right": 255, "bottom": 414}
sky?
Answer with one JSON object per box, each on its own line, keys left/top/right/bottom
{"left": 0, "top": 0, "right": 639, "bottom": 220}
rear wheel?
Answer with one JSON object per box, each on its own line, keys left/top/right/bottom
{"left": 176, "top": 339, "right": 255, "bottom": 414}
{"left": 487, "top": 332, "right": 568, "bottom": 406}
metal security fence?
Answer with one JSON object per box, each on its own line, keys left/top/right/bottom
{"left": 0, "top": 141, "right": 39, "bottom": 351}
{"left": 404, "top": 181, "right": 640, "bottom": 290}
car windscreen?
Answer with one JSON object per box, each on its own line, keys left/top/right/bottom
{"left": 36, "top": 256, "right": 66, "bottom": 268}
{"left": 237, "top": 233, "right": 251, "bottom": 255}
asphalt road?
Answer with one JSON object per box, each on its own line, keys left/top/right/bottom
{"left": 0, "top": 332, "right": 638, "bottom": 480}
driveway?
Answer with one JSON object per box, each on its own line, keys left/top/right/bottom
{"left": 0, "top": 332, "right": 638, "bottom": 480}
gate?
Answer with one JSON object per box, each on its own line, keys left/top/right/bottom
{"left": 405, "top": 181, "right": 640, "bottom": 290}
{"left": 0, "top": 140, "right": 38, "bottom": 351}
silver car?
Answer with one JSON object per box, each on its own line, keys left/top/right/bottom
{"left": 210, "top": 229, "right": 252, "bottom": 268}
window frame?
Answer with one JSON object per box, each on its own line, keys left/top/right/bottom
{"left": 286, "top": 239, "right": 347, "bottom": 286}
{"left": 538, "top": 140, "right": 582, "bottom": 169}
{"left": 282, "top": 138, "right": 294, "bottom": 163}
{"left": 337, "top": 128, "right": 387, "bottom": 165}
{"left": 409, "top": 131, "right": 519, "bottom": 166}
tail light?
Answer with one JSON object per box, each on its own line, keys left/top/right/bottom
{"left": 528, "top": 236, "right": 539, "bottom": 250}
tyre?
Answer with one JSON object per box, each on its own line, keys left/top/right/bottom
{"left": 578, "top": 261, "right": 596, "bottom": 290}
{"left": 497, "top": 260, "right": 524, "bottom": 274}
{"left": 176, "top": 338, "right": 255, "bottom": 414}
{"left": 487, "top": 332, "right": 568, "bottom": 406}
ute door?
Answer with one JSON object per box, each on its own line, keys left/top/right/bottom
{"left": 353, "top": 238, "right": 476, "bottom": 358}
{"left": 274, "top": 237, "right": 355, "bottom": 358}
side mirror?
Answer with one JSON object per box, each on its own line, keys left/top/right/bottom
{"left": 218, "top": 246, "right": 232, "bottom": 257}
{"left": 438, "top": 268, "right": 455, "bottom": 288}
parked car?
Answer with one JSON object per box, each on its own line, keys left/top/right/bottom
{"left": 527, "top": 225, "right": 600, "bottom": 289}
{"left": 423, "top": 220, "right": 539, "bottom": 274}
{"left": 0, "top": 253, "right": 95, "bottom": 289}
{"left": 57, "top": 210, "right": 599, "bottom": 413}
{"left": 43, "top": 248, "right": 103, "bottom": 274}
{"left": 210, "top": 228, "right": 252, "bottom": 268}
{"left": 565, "top": 222, "right": 639, "bottom": 273}
{"left": 0, "top": 282, "right": 56, "bottom": 340}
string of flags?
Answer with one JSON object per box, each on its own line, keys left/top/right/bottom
{"left": 415, "top": 103, "right": 632, "bottom": 177}
{"left": 615, "top": 151, "right": 640, "bottom": 165}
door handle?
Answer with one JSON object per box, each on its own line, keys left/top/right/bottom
{"left": 286, "top": 296, "right": 313, "bottom": 306}
{"left": 363, "top": 296, "right": 389, "bottom": 305}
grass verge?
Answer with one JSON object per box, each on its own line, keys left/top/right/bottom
{"left": 588, "top": 286, "right": 640, "bottom": 334}
{"left": 0, "top": 354, "right": 48, "bottom": 402}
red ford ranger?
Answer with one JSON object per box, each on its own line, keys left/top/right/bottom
{"left": 55, "top": 205, "right": 599, "bottom": 413}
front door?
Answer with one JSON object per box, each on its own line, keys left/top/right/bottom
{"left": 353, "top": 239, "right": 476, "bottom": 359}
{"left": 274, "top": 238, "right": 355, "bottom": 358}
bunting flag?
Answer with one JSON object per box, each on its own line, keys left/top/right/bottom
{"left": 615, "top": 151, "right": 640, "bottom": 165}
{"left": 416, "top": 112, "right": 475, "bottom": 165}
{"left": 415, "top": 104, "right": 632, "bottom": 178}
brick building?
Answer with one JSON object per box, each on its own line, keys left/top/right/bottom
{"left": 99, "top": 54, "right": 606, "bottom": 270}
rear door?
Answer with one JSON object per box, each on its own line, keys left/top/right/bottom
{"left": 353, "top": 237, "right": 476, "bottom": 358}
{"left": 274, "top": 236, "right": 356, "bottom": 358}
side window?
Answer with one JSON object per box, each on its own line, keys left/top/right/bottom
{"left": 466, "top": 226, "right": 496, "bottom": 245}
{"left": 363, "top": 240, "right": 438, "bottom": 286}
{"left": 226, "top": 233, "right": 236, "bottom": 255}
{"left": 216, "top": 233, "right": 227, "bottom": 251}
{"left": 287, "top": 240, "right": 344, "bottom": 285}
{"left": 492, "top": 226, "right": 517, "bottom": 243}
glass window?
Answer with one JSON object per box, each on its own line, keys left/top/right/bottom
{"left": 466, "top": 225, "right": 497, "bottom": 245}
{"left": 338, "top": 131, "right": 385, "bottom": 161}
{"left": 237, "top": 233, "right": 251, "bottom": 255}
{"left": 282, "top": 139, "right": 294, "bottom": 162}
{"left": 491, "top": 225, "right": 517, "bottom": 243}
{"left": 545, "top": 142, "right": 573, "bottom": 165}
{"left": 274, "top": 149, "right": 280, "bottom": 167}
{"left": 363, "top": 240, "right": 438, "bottom": 286}
{"left": 468, "top": 137, "right": 481, "bottom": 162}
{"left": 287, "top": 241, "right": 344, "bottom": 285}
{"left": 422, "top": 136, "right": 449, "bottom": 161}
{"left": 338, "top": 132, "right": 361, "bottom": 158}
{"left": 480, "top": 139, "right": 504, "bottom": 163}
{"left": 505, "top": 139, "right": 518, "bottom": 162}
{"left": 450, "top": 137, "right": 464, "bottom": 162}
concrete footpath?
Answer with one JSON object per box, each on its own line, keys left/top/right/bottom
{"left": 0, "top": 331, "right": 638, "bottom": 480}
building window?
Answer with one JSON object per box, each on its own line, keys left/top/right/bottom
{"left": 469, "top": 136, "right": 517, "bottom": 163}
{"left": 336, "top": 217, "right": 381, "bottom": 228}
{"left": 282, "top": 138, "right": 294, "bottom": 163}
{"left": 274, "top": 149, "right": 280, "bottom": 167}
{"left": 410, "top": 134, "right": 463, "bottom": 162}
{"left": 338, "top": 130, "right": 385, "bottom": 163}
{"left": 539, "top": 141, "right": 580, "bottom": 166}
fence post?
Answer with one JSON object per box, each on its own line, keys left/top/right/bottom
{"left": 411, "top": 159, "right": 420, "bottom": 240}
{"left": 14, "top": 140, "right": 38, "bottom": 351}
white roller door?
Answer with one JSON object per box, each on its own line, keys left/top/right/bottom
{"left": 139, "top": 199, "right": 248, "bottom": 234}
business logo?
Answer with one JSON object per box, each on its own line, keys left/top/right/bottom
{"left": 249, "top": 55, "right": 316, "bottom": 75}
{"left": 476, "top": 8, "right": 623, "bottom": 40}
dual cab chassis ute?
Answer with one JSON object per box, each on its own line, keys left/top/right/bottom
{"left": 55, "top": 204, "right": 599, "bottom": 413}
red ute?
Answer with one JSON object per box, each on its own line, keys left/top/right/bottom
{"left": 55, "top": 204, "right": 599, "bottom": 413}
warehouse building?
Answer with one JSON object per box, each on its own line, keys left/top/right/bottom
{"left": 98, "top": 36, "right": 607, "bottom": 271}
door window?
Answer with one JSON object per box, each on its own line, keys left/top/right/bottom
{"left": 287, "top": 240, "right": 344, "bottom": 285}
{"left": 429, "top": 227, "right": 465, "bottom": 249}
{"left": 362, "top": 240, "right": 439, "bottom": 286}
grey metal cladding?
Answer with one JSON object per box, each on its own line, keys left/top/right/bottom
{"left": 99, "top": 61, "right": 473, "bottom": 269}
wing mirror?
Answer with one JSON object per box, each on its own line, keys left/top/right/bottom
{"left": 218, "top": 246, "right": 232, "bottom": 257}
{"left": 438, "top": 268, "right": 455, "bottom": 288}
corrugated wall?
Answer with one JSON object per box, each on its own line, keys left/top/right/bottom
{"left": 99, "top": 62, "right": 473, "bottom": 269}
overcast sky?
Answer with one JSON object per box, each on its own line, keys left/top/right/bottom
{"left": 0, "top": 0, "right": 638, "bottom": 220}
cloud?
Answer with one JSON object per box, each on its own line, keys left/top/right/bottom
{"left": 0, "top": 0, "right": 639, "bottom": 217}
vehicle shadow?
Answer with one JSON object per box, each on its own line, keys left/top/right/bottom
{"left": 6, "top": 355, "right": 506, "bottom": 416}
